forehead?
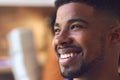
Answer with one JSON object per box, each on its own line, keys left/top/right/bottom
{"left": 56, "top": 3, "right": 94, "bottom": 23}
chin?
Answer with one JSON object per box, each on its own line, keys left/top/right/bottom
{"left": 61, "top": 70, "right": 82, "bottom": 78}
{"left": 59, "top": 63, "right": 88, "bottom": 78}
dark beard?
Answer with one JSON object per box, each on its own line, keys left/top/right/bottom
{"left": 60, "top": 52, "right": 105, "bottom": 78}
{"left": 60, "top": 53, "right": 105, "bottom": 78}
{"left": 59, "top": 35, "right": 105, "bottom": 78}
{"left": 60, "top": 62, "right": 88, "bottom": 78}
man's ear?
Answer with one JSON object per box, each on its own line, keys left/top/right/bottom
{"left": 111, "top": 26, "right": 120, "bottom": 44}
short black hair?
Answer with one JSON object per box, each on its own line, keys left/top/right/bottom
{"left": 55, "top": 0, "right": 120, "bottom": 19}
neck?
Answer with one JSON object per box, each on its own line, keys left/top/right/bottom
{"left": 74, "top": 53, "right": 119, "bottom": 80}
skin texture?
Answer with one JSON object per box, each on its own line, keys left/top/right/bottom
{"left": 52, "top": 2, "right": 120, "bottom": 80}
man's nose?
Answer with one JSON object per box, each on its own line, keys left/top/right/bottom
{"left": 55, "top": 31, "right": 73, "bottom": 45}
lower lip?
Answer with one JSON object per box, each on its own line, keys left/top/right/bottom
{"left": 59, "top": 53, "right": 82, "bottom": 65}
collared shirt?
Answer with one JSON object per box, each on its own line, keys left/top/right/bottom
{"left": 65, "top": 78, "right": 73, "bottom": 80}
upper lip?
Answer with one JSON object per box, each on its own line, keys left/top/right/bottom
{"left": 56, "top": 44, "right": 82, "bottom": 57}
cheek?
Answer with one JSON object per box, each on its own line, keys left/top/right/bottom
{"left": 73, "top": 31, "right": 103, "bottom": 63}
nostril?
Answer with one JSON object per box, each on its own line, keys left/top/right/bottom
{"left": 54, "top": 30, "right": 73, "bottom": 46}
{"left": 57, "top": 42, "right": 69, "bottom": 49}
{"left": 57, "top": 36, "right": 73, "bottom": 46}
{"left": 56, "top": 38, "right": 73, "bottom": 52}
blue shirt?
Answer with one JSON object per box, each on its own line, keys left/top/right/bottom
{"left": 65, "top": 78, "right": 73, "bottom": 80}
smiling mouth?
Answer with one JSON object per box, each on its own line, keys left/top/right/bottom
{"left": 57, "top": 46, "right": 82, "bottom": 58}
{"left": 60, "top": 53, "right": 78, "bottom": 59}
{"left": 59, "top": 51, "right": 82, "bottom": 66}
{"left": 56, "top": 46, "right": 83, "bottom": 65}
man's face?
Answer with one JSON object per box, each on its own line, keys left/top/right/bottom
{"left": 52, "top": 3, "right": 109, "bottom": 78}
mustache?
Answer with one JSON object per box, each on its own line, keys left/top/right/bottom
{"left": 56, "top": 44, "right": 82, "bottom": 52}
{"left": 57, "top": 44, "right": 81, "bottom": 49}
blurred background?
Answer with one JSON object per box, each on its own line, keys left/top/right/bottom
{"left": 0, "top": 1, "right": 120, "bottom": 80}
{"left": 0, "top": 0, "right": 63, "bottom": 80}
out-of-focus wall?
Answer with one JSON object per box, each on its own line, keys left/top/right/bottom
{"left": 0, "top": 7, "right": 52, "bottom": 79}
{"left": 0, "top": 6, "right": 64, "bottom": 80}
{"left": 0, "top": 7, "right": 54, "bottom": 63}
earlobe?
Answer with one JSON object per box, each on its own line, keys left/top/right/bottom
{"left": 111, "top": 26, "right": 120, "bottom": 43}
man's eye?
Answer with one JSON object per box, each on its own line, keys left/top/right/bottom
{"left": 54, "top": 29, "right": 60, "bottom": 34}
{"left": 70, "top": 25, "right": 83, "bottom": 30}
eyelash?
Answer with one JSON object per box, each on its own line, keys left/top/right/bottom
{"left": 54, "top": 24, "right": 84, "bottom": 35}
{"left": 54, "top": 28, "right": 60, "bottom": 35}
{"left": 70, "top": 24, "right": 84, "bottom": 30}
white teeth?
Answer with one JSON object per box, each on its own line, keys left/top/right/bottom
{"left": 71, "top": 53, "right": 73, "bottom": 57}
{"left": 60, "top": 53, "right": 77, "bottom": 59}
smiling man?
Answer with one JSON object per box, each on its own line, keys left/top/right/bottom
{"left": 52, "top": 0, "right": 120, "bottom": 80}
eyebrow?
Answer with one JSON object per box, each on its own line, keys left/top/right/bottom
{"left": 68, "top": 18, "right": 89, "bottom": 24}
{"left": 54, "top": 23, "right": 59, "bottom": 27}
{"left": 54, "top": 18, "right": 89, "bottom": 27}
